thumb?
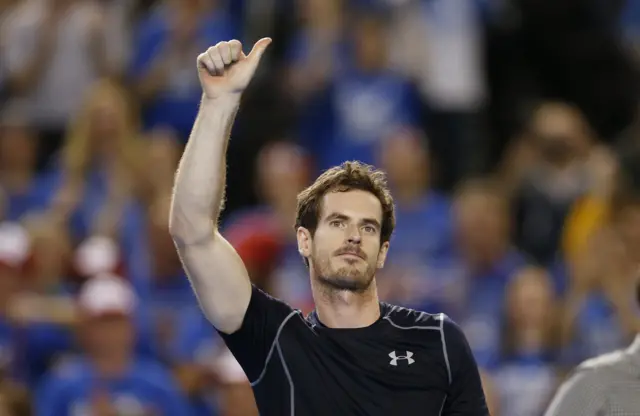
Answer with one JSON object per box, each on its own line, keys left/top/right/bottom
{"left": 246, "top": 37, "right": 272, "bottom": 67}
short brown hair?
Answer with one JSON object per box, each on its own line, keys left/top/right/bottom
{"left": 295, "top": 161, "right": 396, "bottom": 243}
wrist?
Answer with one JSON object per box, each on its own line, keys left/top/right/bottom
{"left": 200, "top": 93, "right": 241, "bottom": 112}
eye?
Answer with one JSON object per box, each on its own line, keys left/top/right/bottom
{"left": 362, "top": 225, "right": 377, "bottom": 234}
{"left": 330, "top": 220, "right": 345, "bottom": 228}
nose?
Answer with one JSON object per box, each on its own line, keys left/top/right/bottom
{"left": 347, "top": 225, "right": 362, "bottom": 245}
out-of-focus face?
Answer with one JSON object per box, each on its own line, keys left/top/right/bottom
{"left": 83, "top": 314, "right": 135, "bottom": 357}
{"left": 353, "top": 17, "right": 387, "bottom": 71}
{"left": 299, "top": 190, "right": 389, "bottom": 293}
{"left": 379, "top": 131, "right": 428, "bottom": 190}
{"left": 298, "top": 0, "right": 341, "bottom": 26}
{"left": 454, "top": 191, "right": 509, "bottom": 265}
{"left": 531, "top": 103, "right": 591, "bottom": 168}
{"left": 506, "top": 267, "right": 554, "bottom": 331}
{"left": 0, "top": 125, "right": 37, "bottom": 171}
{"left": 89, "top": 95, "right": 124, "bottom": 144}
{"left": 258, "top": 143, "right": 309, "bottom": 210}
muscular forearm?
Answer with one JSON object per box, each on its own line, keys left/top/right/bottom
{"left": 169, "top": 95, "right": 240, "bottom": 244}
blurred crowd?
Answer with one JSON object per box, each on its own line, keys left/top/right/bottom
{"left": 1, "top": 0, "right": 640, "bottom": 415}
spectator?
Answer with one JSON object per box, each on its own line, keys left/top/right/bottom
{"left": 507, "top": 101, "right": 597, "bottom": 265}
{"left": 171, "top": 306, "right": 256, "bottom": 416}
{"left": 376, "top": 128, "right": 456, "bottom": 311}
{"left": 284, "top": 0, "right": 346, "bottom": 104}
{"left": 299, "top": 6, "right": 422, "bottom": 171}
{"left": 560, "top": 174, "right": 640, "bottom": 364}
{"left": 48, "top": 79, "right": 149, "bottom": 239}
{"left": 494, "top": 266, "right": 560, "bottom": 416}
{"left": 131, "top": 0, "right": 237, "bottom": 141}
{"left": 8, "top": 215, "right": 75, "bottom": 387}
{"left": 35, "top": 274, "right": 189, "bottom": 416}
{"left": 452, "top": 178, "right": 528, "bottom": 368}
{"left": 225, "top": 141, "right": 313, "bottom": 311}
{"left": 389, "top": 0, "right": 487, "bottom": 190}
{"left": 0, "top": 115, "right": 51, "bottom": 221}
{"left": 1, "top": 0, "right": 126, "bottom": 168}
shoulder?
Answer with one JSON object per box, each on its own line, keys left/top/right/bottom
{"left": 38, "top": 358, "right": 89, "bottom": 396}
{"left": 382, "top": 308, "right": 471, "bottom": 353}
{"left": 382, "top": 304, "right": 447, "bottom": 330}
{"left": 556, "top": 348, "right": 629, "bottom": 395}
{"left": 575, "top": 348, "right": 630, "bottom": 378}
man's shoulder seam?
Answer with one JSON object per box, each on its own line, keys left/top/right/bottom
{"left": 249, "top": 309, "right": 301, "bottom": 387}
{"left": 382, "top": 306, "right": 445, "bottom": 330}
{"left": 382, "top": 315, "right": 441, "bottom": 331}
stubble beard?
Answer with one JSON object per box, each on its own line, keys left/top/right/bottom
{"left": 313, "top": 259, "right": 376, "bottom": 295}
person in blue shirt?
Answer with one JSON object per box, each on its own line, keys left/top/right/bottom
{"left": 0, "top": 119, "right": 56, "bottom": 221}
{"left": 494, "top": 266, "right": 561, "bottom": 416}
{"left": 375, "top": 128, "right": 457, "bottom": 311}
{"left": 452, "top": 179, "right": 529, "bottom": 368}
{"left": 171, "top": 306, "right": 223, "bottom": 416}
{"left": 0, "top": 220, "right": 79, "bottom": 389}
{"left": 298, "top": 6, "right": 422, "bottom": 171}
{"left": 130, "top": 0, "right": 238, "bottom": 141}
{"left": 35, "top": 274, "right": 190, "bottom": 416}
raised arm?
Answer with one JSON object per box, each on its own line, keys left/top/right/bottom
{"left": 169, "top": 38, "right": 271, "bottom": 334}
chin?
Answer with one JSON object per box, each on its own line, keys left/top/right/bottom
{"left": 317, "top": 268, "right": 374, "bottom": 293}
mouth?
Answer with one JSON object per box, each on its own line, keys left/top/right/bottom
{"left": 338, "top": 252, "right": 364, "bottom": 260}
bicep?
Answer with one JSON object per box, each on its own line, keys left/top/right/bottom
{"left": 544, "top": 371, "right": 605, "bottom": 416}
{"left": 176, "top": 232, "right": 252, "bottom": 334}
{"left": 176, "top": 232, "right": 298, "bottom": 382}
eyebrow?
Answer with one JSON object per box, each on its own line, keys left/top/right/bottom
{"left": 324, "top": 212, "right": 381, "bottom": 230}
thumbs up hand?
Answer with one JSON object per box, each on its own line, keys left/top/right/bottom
{"left": 196, "top": 38, "right": 272, "bottom": 100}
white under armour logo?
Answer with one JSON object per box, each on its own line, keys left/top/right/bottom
{"left": 389, "top": 351, "right": 415, "bottom": 366}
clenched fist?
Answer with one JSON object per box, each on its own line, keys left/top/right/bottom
{"left": 197, "top": 38, "right": 272, "bottom": 100}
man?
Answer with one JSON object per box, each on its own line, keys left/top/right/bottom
{"left": 544, "top": 319, "right": 640, "bottom": 415}
{"left": 544, "top": 263, "right": 640, "bottom": 414}
{"left": 35, "top": 274, "right": 188, "bottom": 415}
{"left": 169, "top": 38, "right": 488, "bottom": 415}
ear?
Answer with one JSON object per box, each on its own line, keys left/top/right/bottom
{"left": 296, "top": 227, "right": 312, "bottom": 259}
{"left": 376, "top": 241, "right": 389, "bottom": 269}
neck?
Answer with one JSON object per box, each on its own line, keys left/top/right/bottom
{"left": 513, "top": 327, "right": 547, "bottom": 353}
{"left": 311, "top": 279, "right": 381, "bottom": 329}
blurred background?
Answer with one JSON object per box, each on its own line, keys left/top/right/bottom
{"left": 1, "top": 0, "right": 640, "bottom": 414}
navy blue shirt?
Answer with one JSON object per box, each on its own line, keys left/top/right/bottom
{"left": 219, "top": 286, "right": 488, "bottom": 415}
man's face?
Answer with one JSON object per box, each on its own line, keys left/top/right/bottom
{"left": 298, "top": 190, "right": 389, "bottom": 293}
